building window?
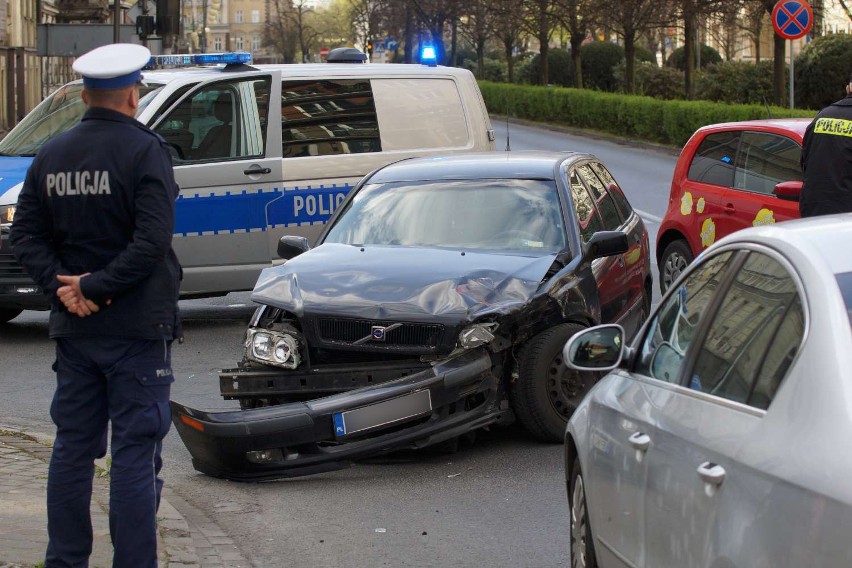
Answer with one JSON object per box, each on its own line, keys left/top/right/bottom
{"left": 235, "top": 10, "right": 243, "bottom": 23}
{"left": 251, "top": 35, "right": 261, "bottom": 51}
{"left": 214, "top": 36, "right": 222, "bottom": 51}
{"left": 251, "top": 9, "right": 260, "bottom": 23}
{"left": 235, "top": 36, "right": 244, "bottom": 50}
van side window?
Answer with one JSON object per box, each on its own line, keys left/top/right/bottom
{"left": 281, "top": 80, "right": 381, "bottom": 158}
{"left": 154, "top": 77, "right": 271, "bottom": 163}
{"left": 733, "top": 132, "right": 801, "bottom": 195}
{"left": 687, "top": 131, "right": 740, "bottom": 187}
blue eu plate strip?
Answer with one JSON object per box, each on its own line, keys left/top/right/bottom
{"left": 333, "top": 413, "right": 346, "bottom": 437}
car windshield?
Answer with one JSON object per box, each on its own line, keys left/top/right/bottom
{"left": 324, "top": 178, "right": 566, "bottom": 252}
{"left": 0, "top": 83, "right": 163, "bottom": 157}
{"left": 836, "top": 271, "right": 852, "bottom": 327}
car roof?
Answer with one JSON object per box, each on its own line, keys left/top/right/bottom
{"left": 138, "top": 62, "right": 475, "bottom": 85}
{"left": 695, "top": 118, "right": 812, "bottom": 138}
{"left": 366, "top": 151, "right": 590, "bottom": 183}
{"left": 721, "top": 213, "right": 852, "bottom": 275}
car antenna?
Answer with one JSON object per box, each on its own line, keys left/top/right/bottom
{"left": 505, "top": 102, "right": 511, "bottom": 152}
{"left": 761, "top": 95, "right": 773, "bottom": 119}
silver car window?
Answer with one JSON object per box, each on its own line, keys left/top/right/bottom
{"left": 690, "top": 252, "right": 804, "bottom": 409}
{"left": 635, "top": 251, "right": 735, "bottom": 383}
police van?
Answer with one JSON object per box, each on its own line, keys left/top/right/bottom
{"left": 0, "top": 50, "right": 496, "bottom": 323}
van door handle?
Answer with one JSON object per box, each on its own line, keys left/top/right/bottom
{"left": 244, "top": 166, "right": 271, "bottom": 175}
{"left": 628, "top": 432, "right": 651, "bottom": 452}
{"left": 697, "top": 462, "right": 726, "bottom": 486}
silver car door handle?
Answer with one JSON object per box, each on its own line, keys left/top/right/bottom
{"left": 628, "top": 432, "right": 651, "bottom": 452}
{"left": 697, "top": 462, "right": 726, "bottom": 486}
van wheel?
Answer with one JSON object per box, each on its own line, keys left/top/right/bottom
{"left": 569, "top": 459, "right": 598, "bottom": 568}
{"left": 0, "top": 308, "right": 23, "bottom": 324}
{"left": 512, "top": 324, "right": 597, "bottom": 442}
{"left": 659, "top": 239, "right": 693, "bottom": 294}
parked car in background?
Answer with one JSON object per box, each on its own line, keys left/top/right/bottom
{"left": 564, "top": 214, "right": 852, "bottom": 568}
{"left": 656, "top": 118, "right": 811, "bottom": 292}
{"left": 171, "top": 151, "right": 652, "bottom": 481}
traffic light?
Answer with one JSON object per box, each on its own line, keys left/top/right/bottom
{"left": 366, "top": 41, "right": 373, "bottom": 56}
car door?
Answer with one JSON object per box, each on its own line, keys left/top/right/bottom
{"left": 579, "top": 162, "right": 649, "bottom": 335}
{"left": 566, "top": 165, "right": 627, "bottom": 327}
{"left": 716, "top": 131, "right": 802, "bottom": 238}
{"left": 679, "top": 130, "right": 741, "bottom": 253}
{"left": 584, "top": 250, "right": 737, "bottom": 568}
{"left": 150, "top": 71, "right": 283, "bottom": 295}
{"left": 641, "top": 249, "right": 806, "bottom": 567}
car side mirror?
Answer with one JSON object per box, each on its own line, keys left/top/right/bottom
{"left": 774, "top": 180, "right": 802, "bottom": 201}
{"left": 563, "top": 324, "right": 625, "bottom": 371}
{"left": 277, "top": 235, "right": 310, "bottom": 260}
{"left": 582, "top": 231, "right": 629, "bottom": 264}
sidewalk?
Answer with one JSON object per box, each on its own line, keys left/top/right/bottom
{"left": 0, "top": 429, "right": 251, "bottom": 568}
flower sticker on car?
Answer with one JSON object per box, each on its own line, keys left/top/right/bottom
{"left": 680, "top": 192, "right": 694, "bottom": 215}
{"left": 696, "top": 197, "right": 706, "bottom": 214}
{"left": 753, "top": 208, "right": 776, "bottom": 226}
{"left": 700, "top": 218, "right": 716, "bottom": 247}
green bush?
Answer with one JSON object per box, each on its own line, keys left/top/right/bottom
{"left": 666, "top": 44, "right": 722, "bottom": 70}
{"left": 479, "top": 81, "right": 814, "bottom": 147}
{"left": 462, "top": 57, "right": 506, "bottom": 82}
{"left": 632, "top": 63, "right": 683, "bottom": 99}
{"left": 633, "top": 45, "right": 657, "bottom": 66}
{"left": 580, "top": 41, "right": 625, "bottom": 91}
{"left": 696, "top": 60, "right": 777, "bottom": 105}
{"left": 515, "top": 48, "right": 575, "bottom": 87}
{"left": 795, "top": 33, "right": 852, "bottom": 110}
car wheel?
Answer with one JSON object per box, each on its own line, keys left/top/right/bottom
{"left": 659, "top": 239, "right": 693, "bottom": 294}
{"left": 570, "top": 459, "right": 598, "bottom": 568}
{"left": 0, "top": 308, "right": 23, "bottom": 324}
{"left": 512, "top": 323, "right": 598, "bottom": 442}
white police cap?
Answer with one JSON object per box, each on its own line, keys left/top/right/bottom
{"left": 73, "top": 43, "right": 151, "bottom": 89}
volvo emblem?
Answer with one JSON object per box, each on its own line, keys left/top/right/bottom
{"left": 354, "top": 322, "right": 403, "bottom": 345}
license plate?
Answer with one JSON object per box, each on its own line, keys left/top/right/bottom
{"left": 332, "top": 390, "right": 432, "bottom": 438}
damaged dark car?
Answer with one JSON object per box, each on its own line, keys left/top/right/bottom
{"left": 171, "top": 152, "right": 652, "bottom": 480}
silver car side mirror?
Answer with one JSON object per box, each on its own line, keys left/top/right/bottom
{"left": 564, "top": 324, "right": 625, "bottom": 371}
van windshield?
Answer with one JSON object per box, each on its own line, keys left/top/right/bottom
{"left": 0, "top": 83, "right": 162, "bottom": 157}
{"left": 324, "top": 179, "right": 566, "bottom": 253}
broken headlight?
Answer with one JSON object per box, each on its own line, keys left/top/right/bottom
{"left": 245, "top": 327, "right": 302, "bottom": 369}
{"left": 458, "top": 322, "right": 499, "bottom": 350}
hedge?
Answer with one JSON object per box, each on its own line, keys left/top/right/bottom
{"left": 478, "top": 81, "right": 815, "bottom": 147}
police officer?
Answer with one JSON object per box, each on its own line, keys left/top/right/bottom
{"left": 800, "top": 74, "right": 852, "bottom": 217}
{"left": 10, "top": 43, "right": 181, "bottom": 567}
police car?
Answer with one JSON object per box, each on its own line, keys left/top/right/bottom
{"left": 0, "top": 49, "right": 496, "bottom": 323}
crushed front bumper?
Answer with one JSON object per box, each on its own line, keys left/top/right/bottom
{"left": 171, "top": 349, "right": 502, "bottom": 481}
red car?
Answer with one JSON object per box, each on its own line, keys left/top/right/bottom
{"left": 656, "top": 118, "right": 811, "bottom": 292}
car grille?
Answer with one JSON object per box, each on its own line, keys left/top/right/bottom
{"left": 0, "top": 252, "right": 27, "bottom": 276}
{"left": 317, "top": 318, "right": 445, "bottom": 348}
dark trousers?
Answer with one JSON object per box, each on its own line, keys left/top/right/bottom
{"left": 45, "top": 336, "right": 174, "bottom": 568}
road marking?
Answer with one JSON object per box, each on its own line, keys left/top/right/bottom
{"left": 636, "top": 209, "right": 663, "bottom": 223}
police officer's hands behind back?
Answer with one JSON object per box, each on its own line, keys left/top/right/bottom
{"left": 56, "top": 273, "right": 111, "bottom": 317}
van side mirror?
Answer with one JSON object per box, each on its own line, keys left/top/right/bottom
{"left": 582, "top": 231, "right": 628, "bottom": 264}
{"left": 277, "top": 236, "right": 310, "bottom": 260}
{"left": 563, "top": 325, "right": 625, "bottom": 371}
{"left": 774, "top": 180, "right": 802, "bottom": 201}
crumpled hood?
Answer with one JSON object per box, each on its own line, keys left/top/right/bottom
{"left": 0, "top": 157, "right": 33, "bottom": 205}
{"left": 252, "top": 243, "right": 557, "bottom": 323}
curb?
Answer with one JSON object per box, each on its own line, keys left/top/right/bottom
{"left": 0, "top": 425, "right": 249, "bottom": 567}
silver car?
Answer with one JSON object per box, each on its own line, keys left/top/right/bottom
{"left": 562, "top": 214, "right": 852, "bottom": 568}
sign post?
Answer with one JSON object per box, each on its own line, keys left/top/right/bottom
{"left": 772, "top": 0, "right": 813, "bottom": 109}
{"left": 319, "top": 46, "right": 330, "bottom": 60}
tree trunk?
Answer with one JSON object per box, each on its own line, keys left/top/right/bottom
{"left": 624, "top": 31, "right": 636, "bottom": 94}
{"left": 570, "top": 35, "right": 583, "bottom": 89}
{"left": 450, "top": 18, "right": 458, "bottom": 66}
{"left": 404, "top": 3, "right": 414, "bottom": 64}
{"left": 683, "top": 15, "right": 696, "bottom": 99}
{"left": 538, "top": 1, "right": 549, "bottom": 84}
{"left": 773, "top": 34, "right": 786, "bottom": 106}
{"left": 477, "top": 41, "right": 485, "bottom": 77}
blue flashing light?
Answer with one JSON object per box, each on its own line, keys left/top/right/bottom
{"left": 420, "top": 46, "right": 437, "bottom": 67}
{"left": 144, "top": 52, "right": 252, "bottom": 70}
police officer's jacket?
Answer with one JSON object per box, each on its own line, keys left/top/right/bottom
{"left": 10, "top": 107, "right": 182, "bottom": 340}
{"left": 800, "top": 94, "right": 852, "bottom": 217}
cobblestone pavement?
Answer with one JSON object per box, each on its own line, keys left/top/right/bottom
{"left": 0, "top": 429, "right": 250, "bottom": 568}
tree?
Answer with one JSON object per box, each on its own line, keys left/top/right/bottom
{"left": 265, "top": 0, "right": 298, "bottom": 63}
{"left": 594, "top": 0, "right": 670, "bottom": 93}
{"left": 559, "top": 0, "right": 593, "bottom": 89}
{"left": 677, "top": 0, "right": 733, "bottom": 98}
{"left": 492, "top": 0, "right": 525, "bottom": 82}
{"left": 521, "top": 0, "right": 560, "bottom": 84}
{"left": 458, "top": 0, "right": 495, "bottom": 77}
